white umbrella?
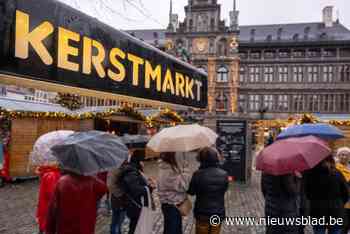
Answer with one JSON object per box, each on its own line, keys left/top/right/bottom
{"left": 147, "top": 124, "right": 218, "bottom": 153}
{"left": 30, "top": 130, "right": 74, "bottom": 166}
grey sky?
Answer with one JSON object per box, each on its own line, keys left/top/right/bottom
{"left": 59, "top": 0, "right": 350, "bottom": 30}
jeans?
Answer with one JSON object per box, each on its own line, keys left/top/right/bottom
{"left": 161, "top": 204, "right": 183, "bottom": 234}
{"left": 110, "top": 207, "right": 126, "bottom": 234}
{"left": 313, "top": 225, "right": 342, "bottom": 234}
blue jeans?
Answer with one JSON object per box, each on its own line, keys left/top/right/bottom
{"left": 161, "top": 203, "right": 183, "bottom": 234}
{"left": 313, "top": 225, "right": 342, "bottom": 234}
{"left": 110, "top": 207, "right": 126, "bottom": 234}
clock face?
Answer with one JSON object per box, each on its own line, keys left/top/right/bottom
{"left": 193, "top": 38, "right": 208, "bottom": 53}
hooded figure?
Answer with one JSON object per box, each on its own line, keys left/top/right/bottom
{"left": 188, "top": 147, "right": 228, "bottom": 234}
{"left": 119, "top": 150, "right": 153, "bottom": 234}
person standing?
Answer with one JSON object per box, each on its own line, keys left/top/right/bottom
{"left": 304, "top": 156, "right": 349, "bottom": 234}
{"left": 188, "top": 147, "right": 228, "bottom": 234}
{"left": 158, "top": 152, "right": 190, "bottom": 234}
{"left": 108, "top": 161, "right": 128, "bottom": 234}
{"left": 45, "top": 171, "right": 108, "bottom": 234}
{"left": 36, "top": 165, "right": 61, "bottom": 234}
{"left": 119, "top": 150, "right": 155, "bottom": 234}
{"left": 261, "top": 172, "right": 300, "bottom": 234}
{"left": 335, "top": 148, "right": 350, "bottom": 234}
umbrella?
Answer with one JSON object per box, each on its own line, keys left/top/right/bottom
{"left": 276, "top": 123, "right": 344, "bottom": 140}
{"left": 121, "top": 134, "right": 150, "bottom": 148}
{"left": 256, "top": 136, "right": 331, "bottom": 176}
{"left": 30, "top": 130, "right": 74, "bottom": 166}
{"left": 51, "top": 131, "right": 128, "bottom": 176}
{"left": 147, "top": 124, "right": 218, "bottom": 153}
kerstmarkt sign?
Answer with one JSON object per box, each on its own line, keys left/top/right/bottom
{"left": 0, "top": 0, "right": 207, "bottom": 108}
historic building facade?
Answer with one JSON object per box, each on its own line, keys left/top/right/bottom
{"left": 128, "top": 2, "right": 350, "bottom": 119}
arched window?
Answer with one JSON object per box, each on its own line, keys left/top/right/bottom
{"left": 304, "top": 26, "right": 310, "bottom": 40}
{"left": 293, "top": 33, "right": 299, "bottom": 41}
{"left": 266, "top": 35, "right": 272, "bottom": 42}
{"left": 217, "top": 66, "right": 229, "bottom": 82}
{"left": 216, "top": 93, "right": 228, "bottom": 111}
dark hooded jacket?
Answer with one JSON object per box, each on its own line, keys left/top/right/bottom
{"left": 188, "top": 152, "right": 228, "bottom": 219}
{"left": 119, "top": 156, "right": 150, "bottom": 219}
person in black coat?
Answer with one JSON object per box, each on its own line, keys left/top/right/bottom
{"left": 120, "top": 150, "right": 155, "bottom": 234}
{"left": 261, "top": 172, "right": 300, "bottom": 234}
{"left": 304, "top": 156, "right": 348, "bottom": 234}
{"left": 188, "top": 147, "right": 229, "bottom": 234}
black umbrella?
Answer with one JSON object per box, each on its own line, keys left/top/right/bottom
{"left": 51, "top": 131, "right": 128, "bottom": 176}
{"left": 120, "top": 134, "right": 150, "bottom": 148}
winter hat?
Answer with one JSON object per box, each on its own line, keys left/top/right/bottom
{"left": 336, "top": 147, "right": 350, "bottom": 157}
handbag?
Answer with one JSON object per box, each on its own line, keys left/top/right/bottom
{"left": 176, "top": 171, "right": 192, "bottom": 216}
{"left": 176, "top": 196, "right": 192, "bottom": 216}
{"left": 134, "top": 187, "right": 157, "bottom": 234}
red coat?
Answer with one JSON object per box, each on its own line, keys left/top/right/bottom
{"left": 36, "top": 167, "right": 61, "bottom": 232}
{"left": 46, "top": 174, "right": 108, "bottom": 234}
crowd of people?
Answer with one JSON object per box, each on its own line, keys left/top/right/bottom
{"left": 34, "top": 147, "right": 229, "bottom": 234}
{"left": 262, "top": 147, "right": 350, "bottom": 234}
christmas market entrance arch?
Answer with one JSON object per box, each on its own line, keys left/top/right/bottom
{"left": 0, "top": 0, "right": 208, "bottom": 109}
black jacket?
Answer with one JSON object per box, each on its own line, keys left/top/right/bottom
{"left": 304, "top": 165, "right": 348, "bottom": 219}
{"left": 188, "top": 164, "right": 228, "bottom": 219}
{"left": 120, "top": 163, "right": 150, "bottom": 219}
{"left": 261, "top": 173, "right": 300, "bottom": 234}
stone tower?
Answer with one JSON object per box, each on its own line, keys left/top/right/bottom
{"left": 165, "top": 0, "right": 240, "bottom": 116}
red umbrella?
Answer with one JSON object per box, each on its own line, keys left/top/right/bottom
{"left": 256, "top": 136, "right": 331, "bottom": 175}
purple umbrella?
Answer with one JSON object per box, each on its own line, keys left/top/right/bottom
{"left": 256, "top": 136, "right": 331, "bottom": 175}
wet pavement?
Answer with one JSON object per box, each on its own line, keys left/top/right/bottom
{"left": 0, "top": 160, "right": 311, "bottom": 234}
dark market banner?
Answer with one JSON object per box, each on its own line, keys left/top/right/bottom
{"left": 0, "top": 0, "right": 207, "bottom": 108}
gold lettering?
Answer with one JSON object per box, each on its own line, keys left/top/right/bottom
{"left": 82, "top": 37, "right": 106, "bottom": 78}
{"left": 162, "top": 69, "right": 175, "bottom": 94}
{"left": 127, "top": 53, "right": 144, "bottom": 86}
{"left": 108, "top": 48, "right": 126, "bottom": 82}
{"left": 144, "top": 60, "right": 161, "bottom": 91}
{"left": 185, "top": 76, "right": 194, "bottom": 99}
{"left": 195, "top": 80, "right": 202, "bottom": 101}
{"left": 175, "top": 72, "right": 185, "bottom": 97}
{"left": 15, "top": 10, "right": 54, "bottom": 65}
{"left": 57, "top": 27, "right": 80, "bottom": 72}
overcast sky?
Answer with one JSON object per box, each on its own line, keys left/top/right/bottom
{"left": 59, "top": 0, "right": 350, "bottom": 30}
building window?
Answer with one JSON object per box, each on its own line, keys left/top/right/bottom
{"left": 308, "top": 50, "right": 320, "bottom": 57}
{"left": 292, "top": 66, "right": 303, "bottom": 82}
{"left": 323, "top": 49, "right": 335, "bottom": 57}
{"left": 278, "top": 66, "right": 288, "bottom": 82}
{"left": 238, "top": 95, "right": 246, "bottom": 112}
{"left": 217, "top": 38, "right": 228, "bottom": 56}
{"left": 277, "top": 95, "right": 289, "bottom": 111}
{"left": 249, "top": 66, "right": 260, "bottom": 83}
{"left": 293, "top": 34, "right": 299, "bottom": 41}
{"left": 339, "top": 94, "right": 350, "bottom": 112}
{"left": 304, "top": 26, "right": 310, "bottom": 40}
{"left": 279, "top": 51, "right": 290, "bottom": 58}
{"left": 249, "top": 95, "right": 260, "bottom": 111}
{"left": 264, "top": 51, "right": 275, "bottom": 59}
{"left": 292, "top": 95, "right": 304, "bottom": 112}
{"left": 277, "top": 28, "right": 283, "bottom": 40}
{"left": 239, "top": 52, "right": 247, "bottom": 59}
{"left": 307, "top": 66, "right": 318, "bottom": 83}
{"left": 322, "top": 66, "right": 333, "bottom": 82}
{"left": 321, "top": 94, "right": 335, "bottom": 112}
{"left": 250, "top": 29, "right": 256, "bottom": 41}
{"left": 263, "top": 95, "right": 274, "bottom": 110}
{"left": 340, "top": 65, "right": 350, "bottom": 82}
{"left": 217, "top": 66, "right": 229, "bottom": 82}
{"left": 216, "top": 93, "right": 228, "bottom": 111}
{"left": 293, "top": 50, "right": 304, "bottom": 58}
{"left": 250, "top": 52, "right": 261, "bottom": 59}
{"left": 239, "top": 67, "right": 246, "bottom": 83}
{"left": 263, "top": 67, "right": 274, "bottom": 82}
{"left": 308, "top": 95, "right": 320, "bottom": 112}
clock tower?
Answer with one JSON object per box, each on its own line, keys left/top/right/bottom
{"left": 166, "top": 0, "right": 240, "bottom": 119}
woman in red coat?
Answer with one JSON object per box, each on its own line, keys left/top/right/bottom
{"left": 36, "top": 166, "right": 61, "bottom": 234}
{"left": 46, "top": 172, "right": 108, "bottom": 234}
